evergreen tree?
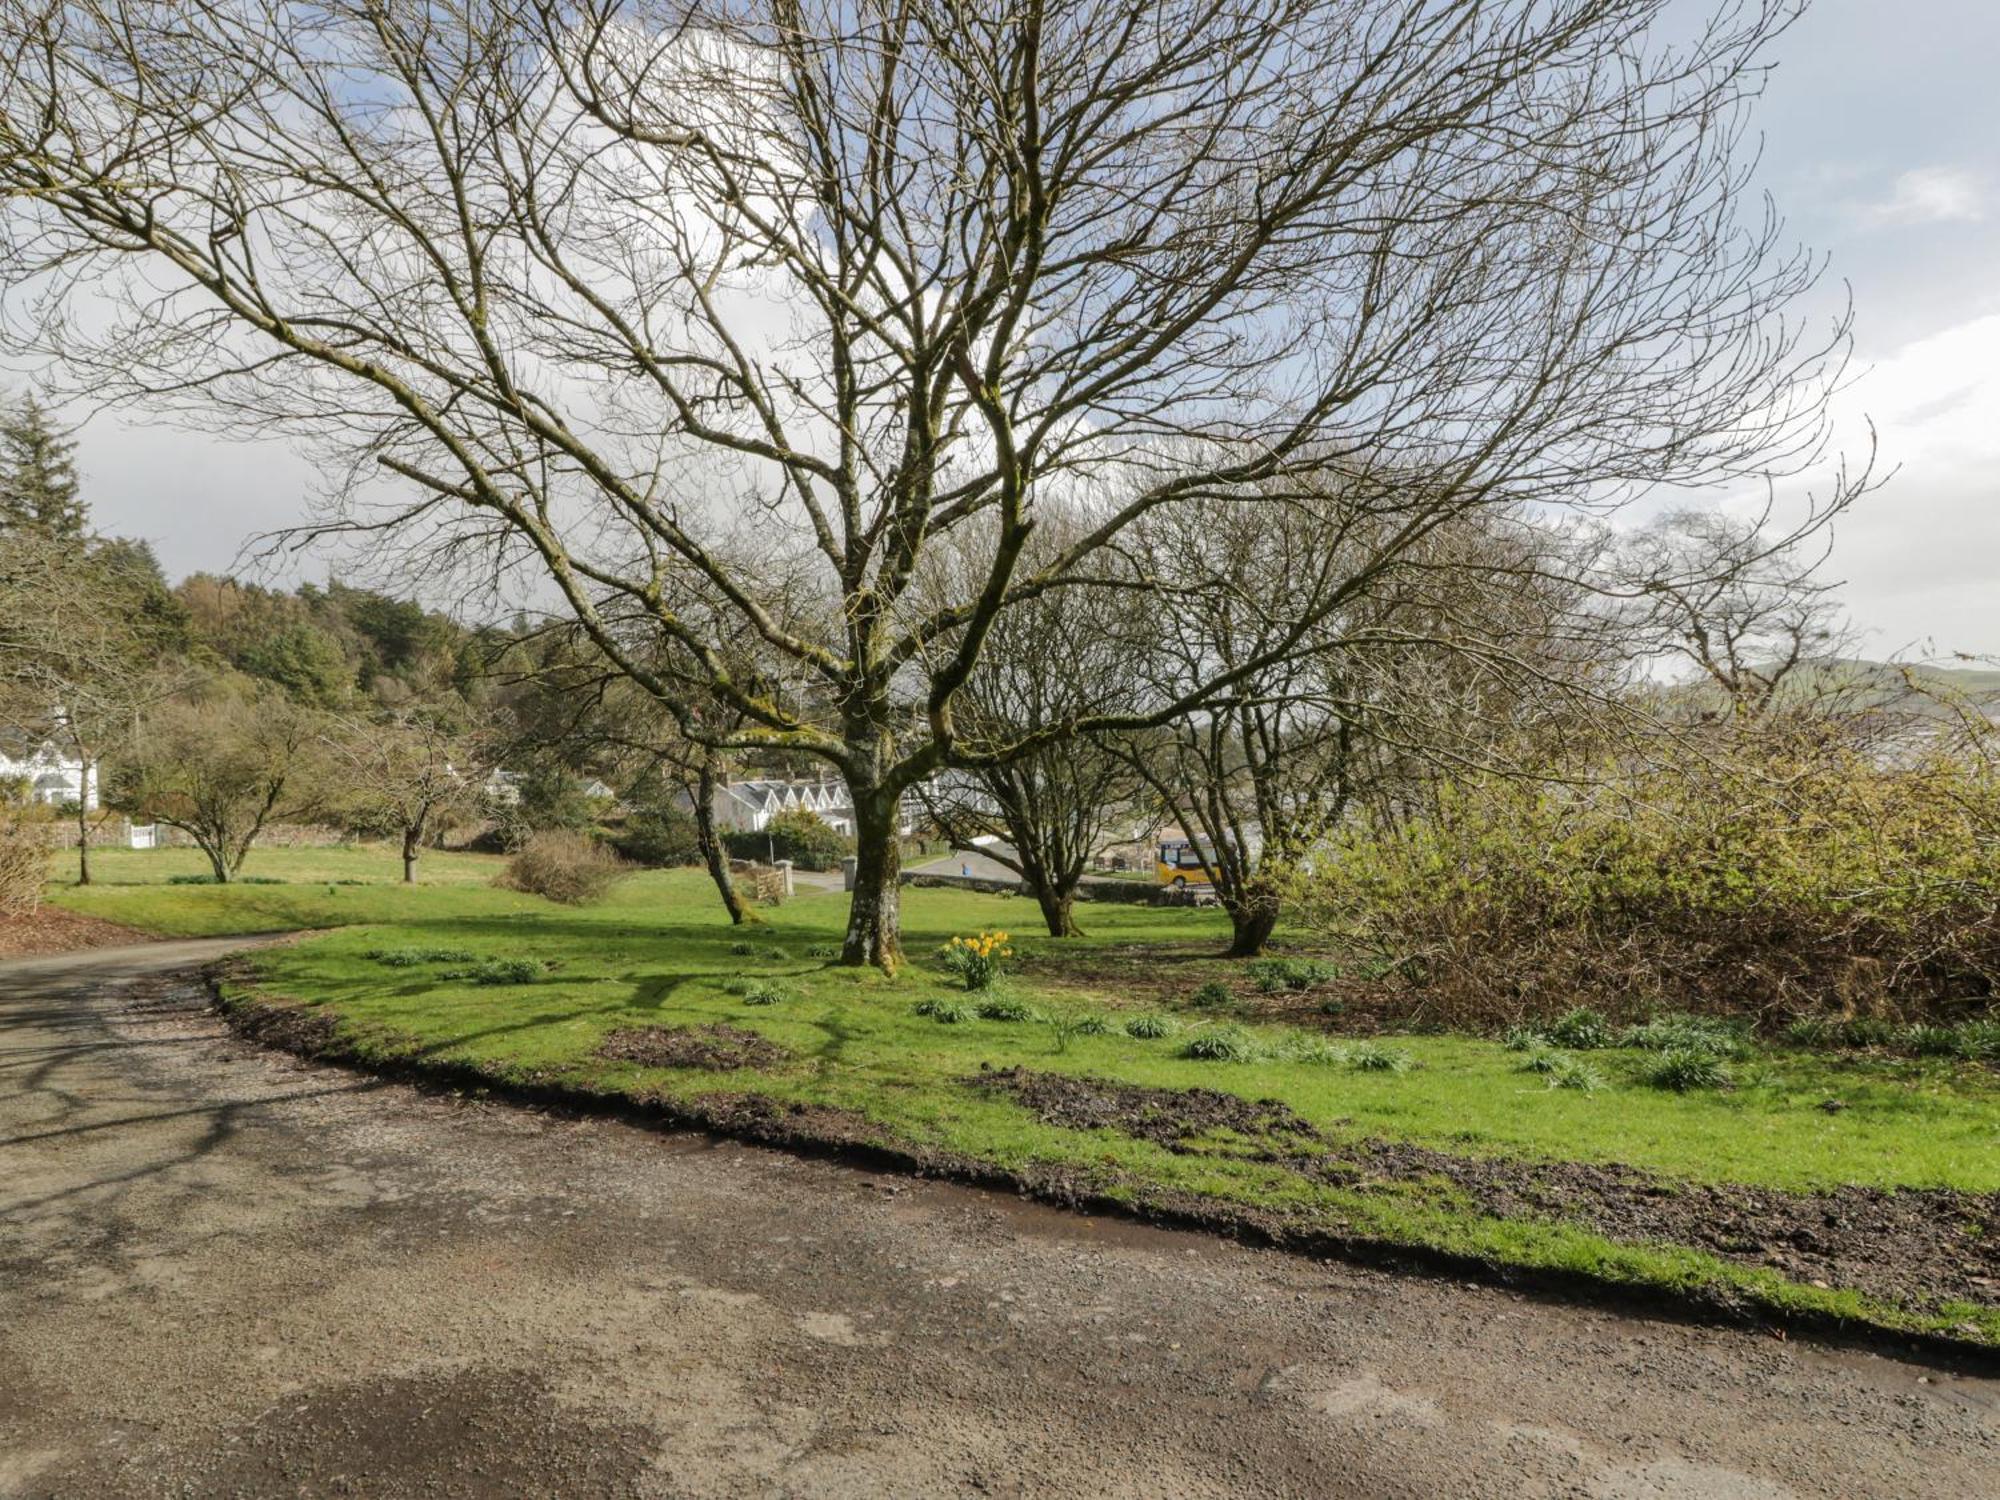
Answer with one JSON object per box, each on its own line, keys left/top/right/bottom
{"left": 0, "top": 395, "right": 86, "bottom": 539}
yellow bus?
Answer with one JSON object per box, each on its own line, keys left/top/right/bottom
{"left": 1156, "top": 837, "right": 1217, "bottom": 888}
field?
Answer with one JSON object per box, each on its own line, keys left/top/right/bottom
{"left": 52, "top": 849, "right": 2000, "bottom": 1346}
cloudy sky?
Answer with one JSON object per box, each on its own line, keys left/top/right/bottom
{"left": 55, "top": 0, "right": 2000, "bottom": 657}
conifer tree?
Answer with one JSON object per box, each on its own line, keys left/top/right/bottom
{"left": 0, "top": 395, "right": 86, "bottom": 539}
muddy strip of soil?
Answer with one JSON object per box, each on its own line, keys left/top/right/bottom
{"left": 970, "top": 1067, "right": 2000, "bottom": 1314}
{"left": 598, "top": 1022, "right": 791, "bottom": 1072}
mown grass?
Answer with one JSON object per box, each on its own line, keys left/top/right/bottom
{"left": 74, "top": 853, "right": 2000, "bottom": 1345}
{"left": 49, "top": 844, "right": 536, "bottom": 935}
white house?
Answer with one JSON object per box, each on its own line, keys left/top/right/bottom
{"left": 708, "top": 777, "right": 857, "bottom": 837}
{"left": 0, "top": 733, "right": 97, "bottom": 810}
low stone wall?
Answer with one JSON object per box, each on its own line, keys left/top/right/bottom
{"left": 899, "top": 871, "right": 1164, "bottom": 905}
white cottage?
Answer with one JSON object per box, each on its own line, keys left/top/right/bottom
{"left": 709, "top": 777, "right": 857, "bottom": 837}
{"left": 0, "top": 733, "right": 96, "bottom": 810}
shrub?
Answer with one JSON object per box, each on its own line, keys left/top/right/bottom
{"left": 915, "top": 995, "right": 972, "bottom": 1024}
{"left": 608, "top": 805, "right": 701, "bottom": 868}
{"left": 1181, "top": 1026, "right": 1261, "bottom": 1062}
{"left": 1190, "top": 980, "right": 1235, "bottom": 1009}
{"left": 723, "top": 808, "right": 852, "bottom": 871}
{"left": 939, "top": 930, "right": 1013, "bottom": 991}
{"left": 1518, "top": 1048, "right": 1566, "bottom": 1075}
{"left": 1124, "top": 1013, "right": 1179, "bottom": 1039}
{"left": 1287, "top": 724, "right": 2000, "bottom": 1025}
{"left": 1546, "top": 1007, "right": 1612, "bottom": 1050}
{"left": 741, "top": 982, "right": 787, "bottom": 1006}
{"left": 1502, "top": 1024, "right": 1546, "bottom": 1051}
{"left": 498, "top": 831, "right": 627, "bottom": 905}
{"left": 0, "top": 812, "right": 52, "bottom": 917}
{"left": 1782, "top": 1017, "right": 1834, "bottom": 1048}
{"left": 1642, "top": 1047, "right": 1732, "bottom": 1092}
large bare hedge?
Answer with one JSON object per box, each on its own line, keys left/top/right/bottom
{"left": 498, "top": 831, "right": 628, "bottom": 907}
{"left": 0, "top": 811, "right": 54, "bottom": 919}
{"left": 1294, "top": 723, "right": 2000, "bottom": 1026}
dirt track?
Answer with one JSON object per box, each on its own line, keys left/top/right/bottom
{"left": 2, "top": 941, "right": 1995, "bottom": 1498}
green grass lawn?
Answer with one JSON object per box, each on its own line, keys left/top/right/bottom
{"left": 50, "top": 843, "right": 535, "bottom": 936}
{"left": 66, "top": 852, "right": 2000, "bottom": 1345}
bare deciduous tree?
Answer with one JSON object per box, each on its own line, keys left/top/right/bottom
{"left": 915, "top": 559, "right": 1140, "bottom": 937}
{"left": 115, "top": 679, "right": 321, "bottom": 882}
{"left": 1616, "top": 507, "right": 1853, "bottom": 717}
{"left": 0, "top": 0, "right": 1858, "bottom": 966}
{"left": 325, "top": 707, "right": 488, "bottom": 882}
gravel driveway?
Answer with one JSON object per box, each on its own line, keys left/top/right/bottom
{"left": 2, "top": 941, "right": 1994, "bottom": 1498}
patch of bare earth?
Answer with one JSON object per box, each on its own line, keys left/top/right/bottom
{"left": 599, "top": 1022, "right": 790, "bottom": 1072}
{"left": 0, "top": 905, "right": 150, "bottom": 960}
{"left": 969, "top": 1067, "right": 2000, "bottom": 1317}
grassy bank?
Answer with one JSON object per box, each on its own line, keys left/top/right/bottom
{"left": 162, "top": 860, "right": 2000, "bottom": 1349}
{"left": 48, "top": 844, "right": 534, "bottom": 936}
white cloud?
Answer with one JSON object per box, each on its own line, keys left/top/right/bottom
{"left": 1854, "top": 166, "right": 1986, "bottom": 229}
{"left": 1814, "top": 313, "right": 2000, "bottom": 656}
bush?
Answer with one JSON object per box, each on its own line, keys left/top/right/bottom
{"left": 609, "top": 806, "right": 701, "bottom": 868}
{"left": 741, "top": 982, "right": 787, "bottom": 1006}
{"left": 1289, "top": 724, "right": 2000, "bottom": 1024}
{"left": 1124, "top": 1013, "right": 1179, "bottom": 1039}
{"left": 498, "top": 831, "right": 627, "bottom": 905}
{"left": 723, "top": 808, "right": 852, "bottom": 871}
{"left": 0, "top": 812, "right": 52, "bottom": 918}
{"left": 1642, "top": 1047, "right": 1732, "bottom": 1092}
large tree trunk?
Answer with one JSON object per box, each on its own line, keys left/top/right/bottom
{"left": 1224, "top": 887, "right": 1281, "bottom": 958}
{"left": 203, "top": 839, "right": 231, "bottom": 884}
{"left": 842, "top": 776, "right": 903, "bottom": 970}
{"left": 693, "top": 761, "right": 748, "bottom": 925}
{"left": 1032, "top": 881, "right": 1079, "bottom": 939}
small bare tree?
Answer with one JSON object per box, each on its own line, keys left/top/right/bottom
{"left": 916, "top": 570, "right": 1141, "bottom": 936}
{"left": 325, "top": 707, "right": 487, "bottom": 882}
{"left": 0, "top": 0, "right": 1858, "bottom": 966}
{"left": 1616, "top": 508, "right": 1853, "bottom": 717}
{"left": 115, "top": 680, "right": 322, "bottom": 882}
